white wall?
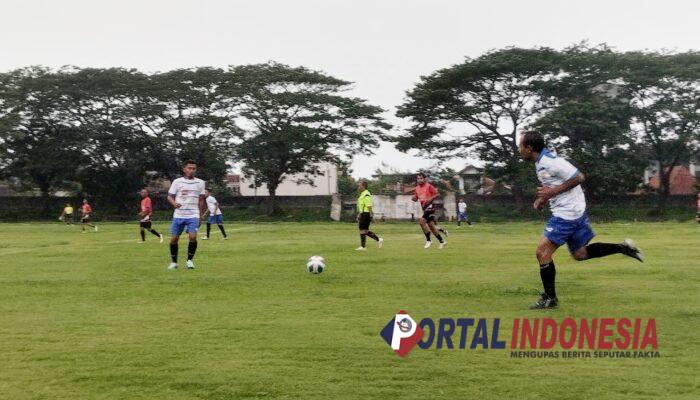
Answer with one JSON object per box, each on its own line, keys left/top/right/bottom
{"left": 371, "top": 193, "right": 457, "bottom": 220}
{"left": 239, "top": 162, "right": 338, "bottom": 196}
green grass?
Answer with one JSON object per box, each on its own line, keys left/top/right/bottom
{"left": 0, "top": 221, "right": 698, "bottom": 399}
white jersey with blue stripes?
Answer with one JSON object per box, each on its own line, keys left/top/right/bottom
{"left": 535, "top": 149, "right": 586, "bottom": 220}
{"left": 168, "top": 177, "right": 206, "bottom": 219}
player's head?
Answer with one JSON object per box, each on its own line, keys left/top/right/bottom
{"left": 519, "top": 130, "right": 545, "bottom": 161}
{"left": 204, "top": 187, "right": 211, "bottom": 196}
{"left": 358, "top": 180, "right": 367, "bottom": 191}
{"left": 460, "top": 197, "right": 464, "bottom": 202}
{"left": 182, "top": 160, "right": 197, "bottom": 178}
{"left": 82, "top": 199, "right": 88, "bottom": 204}
{"left": 140, "top": 188, "right": 148, "bottom": 198}
{"left": 416, "top": 172, "right": 427, "bottom": 185}
{"left": 66, "top": 203, "right": 71, "bottom": 207}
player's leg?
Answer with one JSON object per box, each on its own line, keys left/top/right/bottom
{"left": 530, "top": 235, "right": 561, "bottom": 309}
{"left": 566, "top": 215, "right": 643, "bottom": 262}
{"left": 465, "top": 213, "right": 472, "bottom": 226}
{"left": 185, "top": 218, "right": 199, "bottom": 269}
{"left": 418, "top": 217, "right": 433, "bottom": 248}
{"left": 140, "top": 224, "right": 146, "bottom": 242}
{"left": 427, "top": 219, "right": 445, "bottom": 245}
{"left": 215, "top": 215, "right": 227, "bottom": 239}
{"left": 204, "top": 222, "right": 211, "bottom": 239}
{"left": 356, "top": 213, "right": 369, "bottom": 250}
{"left": 168, "top": 219, "right": 185, "bottom": 269}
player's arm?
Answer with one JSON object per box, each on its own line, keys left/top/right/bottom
{"left": 167, "top": 194, "right": 181, "bottom": 208}
{"left": 199, "top": 195, "right": 207, "bottom": 218}
{"left": 537, "top": 172, "right": 585, "bottom": 201}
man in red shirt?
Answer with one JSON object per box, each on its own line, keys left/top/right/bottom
{"left": 139, "top": 189, "right": 163, "bottom": 243}
{"left": 80, "top": 199, "right": 98, "bottom": 233}
{"left": 412, "top": 172, "right": 447, "bottom": 249}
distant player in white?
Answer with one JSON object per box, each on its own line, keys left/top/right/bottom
{"left": 456, "top": 197, "right": 471, "bottom": 227}
{"left": 166, "top": 160, "right": 207, "bottom": 270}
{"left": 519, "top": 131, "right": 643, "bottom": 309}
{"left": 202, "top": 188, "right": 228, "bottom": 240}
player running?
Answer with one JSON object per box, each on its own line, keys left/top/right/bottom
{"left": 60, "top": 203, "right": 74, "bottom": 225}
{"left": 457, "top": 197, "right": 472, "bottom": 227}
{"left": 202, "top": 188, "right": 228, "bottom": 240}
{"left": 355, "top": 180, "right": 383, "bottom": 251}
{"left": 138, "top": 188, "right": 163, "bottom": 243}
{"left": 413, "top": 172, "right": 446, "bottom": 249}
{"left": 519, "top": 130, "right": 643, "bottom": 309}
{"left": 80, "top": 199, "right": 98, "bottom": 232}
{"left": 167, "top": 160, "right": 206, "bottom": 270}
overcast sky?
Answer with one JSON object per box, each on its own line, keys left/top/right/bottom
{"left": 2, "top": 0, "right": 698, "bottom": 178}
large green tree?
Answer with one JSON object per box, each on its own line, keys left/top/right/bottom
{"left": 395, "top": 47, "right": 562, "bottom": 210}
{"left": 534, "top": 45, "right": 648, "bottom": 197}
{"left": 621, "top": 51, "right": 700, "bottom": 209}
{"left": 0, "top": 68, "right": 85, "bottom": 206}
{"left": 222, "top": 63, "right": 390, "bottom": 214}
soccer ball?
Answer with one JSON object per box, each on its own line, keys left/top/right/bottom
{"left": 306, "top": 255, "right": 325, "bottom": 274}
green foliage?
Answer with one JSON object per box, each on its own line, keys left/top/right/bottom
{"left": 222, "top": 62, "right": 391, "bottom": 214}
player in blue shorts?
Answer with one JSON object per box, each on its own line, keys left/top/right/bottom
{"left": 166, "top": 160, "right": 207, "bottom": 270}
{"left": 519, "top": 131, "right": 644, "bottom": 309}
{"left": 202, "top": 188, "right": 228, "bottom": 240}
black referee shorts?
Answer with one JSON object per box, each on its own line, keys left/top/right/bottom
{"left": 358, "top": 212, "right": 372, "bottom": 230}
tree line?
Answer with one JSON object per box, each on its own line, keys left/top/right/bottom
{"left": 0, "top": 44, "right": 698, "bottom": 215}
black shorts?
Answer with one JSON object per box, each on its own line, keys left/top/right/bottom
{"left": 81, "top": 217, "right": 90, "bottom": 223}
{"left": 421, "top": 204, "right": 436, "bottom": 222}
{"left": 140, "top": 221, "right": 152, "bottom": 229}
{"left": 358, "top": 212, "right": 372, "bottom": 230}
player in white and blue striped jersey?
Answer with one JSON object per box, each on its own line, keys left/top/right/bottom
{"left": 166, "top": 160, "right": 207, "bottom": 271}
{"left": 519, "top": 131, "right": 643, "bottom": 309}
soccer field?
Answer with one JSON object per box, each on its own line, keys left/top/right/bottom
{"left": 0, "top": 221, "right": 698, "bottom": 399}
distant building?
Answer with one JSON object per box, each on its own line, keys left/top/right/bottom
{"left": 237, "top": 162, "right": 338, "bottom": 196}
{"left": 455, "top": 164, "right": 483, "bottom": 194}
{"left": 642, "top": 158, "right": 698, "bottom": 195}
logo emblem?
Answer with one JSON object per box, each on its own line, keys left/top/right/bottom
{"left": 380, "top": 310, "right": 424, "bottom": 357}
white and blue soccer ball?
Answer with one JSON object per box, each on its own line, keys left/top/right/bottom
{"left": 306, "top": 255, "right": 325, "bottom": 274}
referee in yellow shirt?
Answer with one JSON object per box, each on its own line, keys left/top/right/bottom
{"left": 61, "top": 203, "right": 74, "bottom": 225}
{"left": 356, "top": 180, "right": 383, "bottom": 251}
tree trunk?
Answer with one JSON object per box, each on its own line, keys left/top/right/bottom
{"left": 512, "top": 185, "right": 525, "bottom": 213}
{"left": 266, "top": 184, "right": 281, "bottom": 216}
{"left": 657, "top": 165, "right": 672, "bottom": 213}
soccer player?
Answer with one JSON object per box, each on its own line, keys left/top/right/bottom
{"left": 60, "top": 203, "right": 74, "bottom": 225}
{"left": 456, "top": 197, "right": 472, "bottom": 227}
{"left": 412, "top": 172, "right": 446, "bottom": 249}
{"left": 138, "top": 188, "right": 163, "bottom": 243}
{"left": 202, "top": 188, "right": 228, "bottom": 240}
{"left": 167, "top": 160, "right": 206, "bottom": 270}
{"left": 355, "top": 180, "right": 383, "bottom": 251}
{"left": 80, "top": 199, "right": 98, "bottom": 232}
{"left": 519, "top": 130, "right": 643, "bottom": 309}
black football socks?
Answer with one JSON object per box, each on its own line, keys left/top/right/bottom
{"left": 585, "top": 242, "right": 624, "bottom": 259}
{"left": 540, "top": 261, "right": 557, "bottom": 299}
{"left": 187, "top": 241, "right": 197, "bottom": 261}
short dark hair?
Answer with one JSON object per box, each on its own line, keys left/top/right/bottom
{"left": 183, "top": 159, "right": 196, "bottom": 167}
{"left": 416, "top": 172, "right": 427, "bottom": 178}
{"left": 522, "top": 130, "right": 545, "bottom": 152}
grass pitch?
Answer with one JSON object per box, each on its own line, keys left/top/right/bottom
{"left": 0, "top": 221, "right": 698, "bottom": 399}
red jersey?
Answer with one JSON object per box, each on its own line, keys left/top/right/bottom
{"left": 414, "top": 183, "right": 438, "bottom": 208}
{"left": 81, "top": 204, "right": 92, "bottom": 215}
{"left": 140, "top": 197, "right": 152, "bottom": 221}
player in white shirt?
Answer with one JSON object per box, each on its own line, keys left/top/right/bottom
{"left": 456, "top": 197, "right": 472, "bottom": 227}
{"left": 201, "top": 188, "right": 228, "bottom": 240}
{"left": 519, "top": 131, "right": 643, "bottom": 309}
{"left": 166, "top": 160, "right": 207, "bottom": 270}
